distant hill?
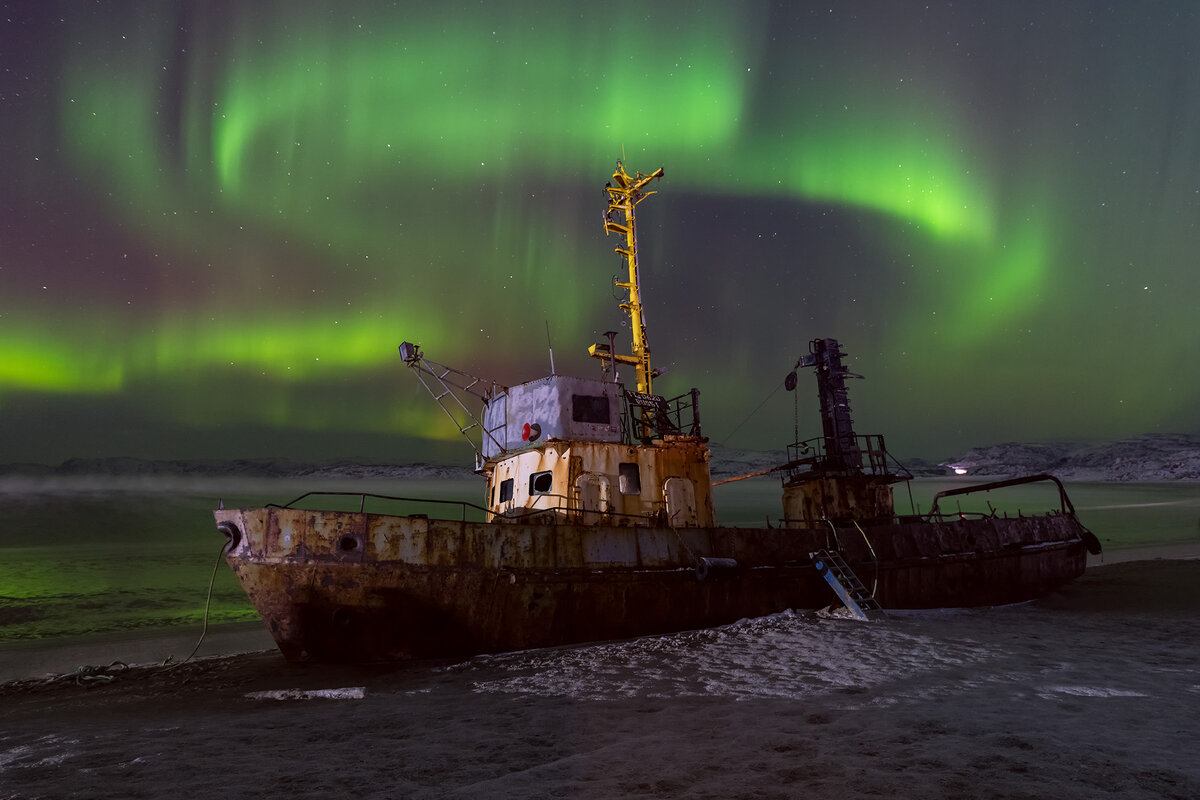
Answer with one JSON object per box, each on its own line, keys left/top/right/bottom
{"left": 940, "top": 434, "right": 1200, "bottom": 482}
{"left": 709, "top": 437, "right": 1200, "bottom": 482}
{"left": 706, "top": 444, "right": 953, "bottom": 480}
{"left": 1, "top": 433, "right": 1197, "bottom": 482}
{"left": 0, "top": 457, "right": 472, "bottom": 481}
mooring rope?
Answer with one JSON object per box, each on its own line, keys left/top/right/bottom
{"left": 0, "top": 660, "right": 131, "bottom": 693}
{"left": 70, "top": 661, "right": 129, "bottom": 684}
{"left": 178, "top": 536, "right": 229, "bottom": 665}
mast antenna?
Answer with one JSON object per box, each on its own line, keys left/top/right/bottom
{"left": 588, "top": 161, "right": 664, "bottom": 395}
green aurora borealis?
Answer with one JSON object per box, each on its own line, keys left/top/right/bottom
{"left": 2, "top": 1, "right": 1199, "bottom": 463}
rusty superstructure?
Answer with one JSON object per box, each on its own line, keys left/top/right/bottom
{"left": 215, "top": 163, "right": 1100, "bottom": 663}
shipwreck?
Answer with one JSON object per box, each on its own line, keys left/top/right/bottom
{"left": 214, "top": 163, "right": 1100, "bottom": 662}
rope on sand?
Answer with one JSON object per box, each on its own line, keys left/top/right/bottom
{"left": 0, "top": 661, "right": 131, "bottom": 692}
{"left": 66, "top": 661, "right": 129, "bottom": 684}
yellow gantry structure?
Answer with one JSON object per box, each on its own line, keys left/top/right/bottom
{"left": 590, "top": 162, "right": 665, "bottom": 395}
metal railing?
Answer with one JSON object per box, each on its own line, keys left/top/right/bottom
{"left": 620, "top": 387, "right": 702, "bottom": 443}
{"left": 268, "top": 490, "right": 674, "bottom": 527}
{"left": 269, "top": 491, "right": 491, "bottom": 522}
{"left": 926, "top": 473, "right": 1077, "bottom": 518}
{"left": 784, "top": 434, "right": 912, "bottom": 481}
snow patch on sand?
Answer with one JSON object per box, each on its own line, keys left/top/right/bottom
{"left": 244, "top": 686, "right": 366, "bottom": 701}
{"left": 456, "top": 612, "right": 998, "bottom": 701}
{"left": 1037, "top": 685, "right": 1149, "bottom": 699}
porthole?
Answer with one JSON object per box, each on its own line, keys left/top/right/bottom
{"left": 530, "top": 471, "right": 553, "bottom": 495}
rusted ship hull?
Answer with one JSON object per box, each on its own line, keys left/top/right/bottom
{"left": 215, "top": 506, "right": 1090, "bottom": 662}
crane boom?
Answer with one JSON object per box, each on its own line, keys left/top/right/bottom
{"left": 397, "top": 341, "right": 507, "bottom": 463}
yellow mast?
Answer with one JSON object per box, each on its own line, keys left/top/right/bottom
{"left": 589, "top": 161, "right": 664, "bottom": 395}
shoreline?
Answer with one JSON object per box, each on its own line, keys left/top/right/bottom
{"left": 0, "top": 620, "right": 277, "bottom": 684}
{"left": 6, "top": 556, "right": 1198, "bottom": 799}
{"left": 2, "top": 541, "right": 1196, "bottom": 686}
{"left": 1085, "top": 538, "right": 1200, "bottom": 566}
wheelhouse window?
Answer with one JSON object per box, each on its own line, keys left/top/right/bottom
{"left": 618, "top": 462, "right": 641, "bottom": 495}
{"left": 572, "top": 394, "right": 610, "bottom": 424}
{"left": 530, "top": 471, "right": 553, "bottom": 495}
{"left": 498, "top": 478, "right": 514, "bottom": 503}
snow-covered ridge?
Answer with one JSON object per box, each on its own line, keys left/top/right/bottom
{"left": 1, "top": 433, "right": 1197, "bottom": 482}
{"left": 941, "top": 434, "right": 1200, "bottom": 482}
{"left": 0, "top": 457, "right": 472, "bottom": 481}
{"left": 705, "top": 444, "right": 949, "bottom": 480}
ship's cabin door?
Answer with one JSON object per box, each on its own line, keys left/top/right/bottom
{"left": 576, "top": 473, "right": 609, "bottom": 523}
{"left": 663, "top": 477, "right": 697, "bottom": 527}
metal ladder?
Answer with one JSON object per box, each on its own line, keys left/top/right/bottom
{"left": 811, "top": 549, "right": 885, "bottom": 621}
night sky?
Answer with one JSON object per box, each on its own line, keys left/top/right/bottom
{"left": 3, "top": 1, "right": 1198, "bottom": 465}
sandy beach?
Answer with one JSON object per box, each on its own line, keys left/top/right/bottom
{"left": 3, "top": 545, "right": 1199, "bottom": 799}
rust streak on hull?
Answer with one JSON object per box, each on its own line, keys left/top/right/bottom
{"left": 217, "top": 506, "right": 1089, "bottom": 663}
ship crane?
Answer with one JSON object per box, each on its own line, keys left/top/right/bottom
{"left": 397, "top": 341, "right": 507, "bottom": 468}
{"left": 785, "top": 337, "right": 866, "bottom": 473}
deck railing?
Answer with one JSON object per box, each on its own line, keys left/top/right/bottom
{"left": 784, "top": 433, "right": 912, "bottom": 481}
{"left": 620, "top": 387, "right": 702, "bottom": 443}
{"left": 269, "top": 490, "right": 678, "bottom": 527}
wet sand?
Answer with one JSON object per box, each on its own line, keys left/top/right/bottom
{"left": 2, "top": 546, "right": 1198, "bottom": 799}
{"left": 0, "top": 622, "right": 276, "bottom": 685}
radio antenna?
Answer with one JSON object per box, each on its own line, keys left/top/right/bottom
{"left": 545, "top": 320, "right": 556, "bottom": 376}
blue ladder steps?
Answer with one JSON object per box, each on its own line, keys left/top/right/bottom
{"left": 812, "top": 549, "right": 885, "bottom": 621}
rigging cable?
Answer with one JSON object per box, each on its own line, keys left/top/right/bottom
{"left": 794, "top": 379, "right": 800, "bottom": 445}
{"left": 721, "top": 377, "right": 786, "bottom": 444}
